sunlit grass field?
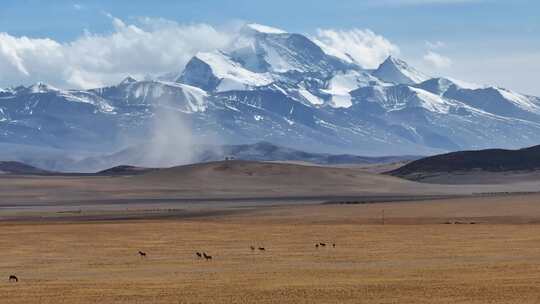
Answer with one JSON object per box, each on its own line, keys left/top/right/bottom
{"left": 3, "top": 198, "right": 540, "bottom": 303}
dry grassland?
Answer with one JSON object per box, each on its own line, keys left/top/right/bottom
{"left": 3, "top": 196, "right": 540, "bottom": 303}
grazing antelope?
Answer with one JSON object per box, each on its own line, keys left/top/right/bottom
{"left": 315, "top": 244, "right": 319, "bottom": 248}
{"left": 319, "top": 243, "right": 326, "bottom": 247}
{"left": 258, "top": 247, "right": 265, "bottom": 251}
{"left": 203, "top": 252, "right": 212, "bottom": 260}
{"left": 250, "top": 246, "right": 255, "bottom": 251}
{"left": 8, "top": 275, "right": 18, "bottom": 282}
{"left": 332, "top": 243, "right": 336, "bottom": 248}
{"left": 196, "top": 252, "right": 202, "bottom": 258}
{"left": 138, "top": 251, "right": 147, "bottom": 257}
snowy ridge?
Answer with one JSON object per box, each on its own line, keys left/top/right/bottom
{"left": 62, "top": 91, "right": 115, "bottom": 113}
{"left": 195, "top": 51, "right": 274, "bottom": 92}
{"left": 373, "top": 56, "right": 429, "bottom": 85}
{"left": 495, "top": 88, "right": 540, "bottom": 114}
{"left": 323, "top": 71, "right": 381, "bottom": 108}
{"left": 29, "top": 82, "right": 60, "bottom": 93}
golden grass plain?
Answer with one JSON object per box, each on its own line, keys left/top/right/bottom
{"left": 3, "top": 195, "right": 540, "bottom": 303}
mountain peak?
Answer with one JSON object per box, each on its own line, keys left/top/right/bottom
{"left": 382, "top": 56, "right": 412, "bottom": 71}
{"left": 243, "top": 23, "right": 287, "bottom": 35}
{"left": 28, "top": 82, "right": 59, "bottom": 93}
{"left": 384, "top": 55, "right": 398, "bottom": 63}
{"left": 120, "top": 76, "right": 138, "bottom": 85}
{"left": 373, "top": 56, "right": 428, "bottom": 85}
{"left": 417, "top": 77, "right": 456, "bottom": 95}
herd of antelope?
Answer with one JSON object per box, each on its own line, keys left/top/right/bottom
{"left": 7, "top": 241, "right": 336, "bottom": 283}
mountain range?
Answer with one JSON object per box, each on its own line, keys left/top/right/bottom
{"left": 2, "top": 23, "right": 540, "bottom": 170}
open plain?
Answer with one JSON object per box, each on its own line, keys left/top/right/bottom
{"left": 3, "top": 161, "right": 540, "bottom": 303}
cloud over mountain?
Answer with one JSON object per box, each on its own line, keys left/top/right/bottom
{"left": 0, "top": 17, "right": 235, "bottom": 89}
{"left": 424, "top": 51, "right": 452, "bottom": 68}
{"left": 0, "top": 17, "right": 400, "bottom": 90}
{"left": 312, "top": 29, "right": 399, "bottom": 69}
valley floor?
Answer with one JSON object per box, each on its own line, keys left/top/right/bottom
{"left": 3, "top": 195, "right": 540, "bottom": 303}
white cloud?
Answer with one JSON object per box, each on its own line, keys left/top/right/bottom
{"left": 73, "top": 3, "right": 83, "bottom": 10}
{"left": 312, "top": 28, "right": 400, "bottom": 69}
{"left": 425, "top": 40, "right": 446, "bottom": 49}
{"left": 423, "top": 51, "right": 452, "bottom": 68}
{"left": 0, "top": 17, "right": 235, "bottom": 89}
{"left": 0, "top": 33, "right": 64, "bottom": 80}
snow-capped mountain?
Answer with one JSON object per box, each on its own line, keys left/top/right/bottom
{"left": 1, "top": 23, "right": 540, "bottom": 169}
{"left": 373, "top": 56, "right": 429, "bottom": 85}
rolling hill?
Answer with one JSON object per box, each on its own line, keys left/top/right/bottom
{"left": 389, "top": 144, "right": 540, "bottom": 183}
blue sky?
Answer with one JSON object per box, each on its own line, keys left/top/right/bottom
{"left": 0, "top": 0, "right": 538, "bottom": 94}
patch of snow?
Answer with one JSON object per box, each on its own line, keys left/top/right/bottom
{"left": 196, "top": 51, "right": 273, "bottom": 92}
{"left": 224, "top": 103, "right": 241, "bottom": 112}
{"left": 254, "top": 115, "right": 263, "bottom": 121}
{"left": 29, "top": 82, "right": 59, "bottom": 93}
{"left": 177, "top": 83, "right": 208, "bottom": 112}
{"left": 150, "top": 81, "right": 209, "bottom": 112}
{"left": 496, "top": 87, "right": 540, "bottom": 114}
{"left": 323, "top": 71, "right": 382, "bottom": 108}
{"left": 264, "top": 46, "right": 295, "bottom": 73}
{"left": 331, "top": 95, "right": 353, "bottom": 108}
{"left": 298, "top": 88, "right": 324, "bottom": 106}
{"left": 409, "top": 87, "right": 451, "bottom": 114}
{"left": 323, "top": 72, "right": 358, "bottom": 108}
{"left": 316, "top": 118, "right": 338, "bottom": 130}
{"left": 61, "top": 92, "right": 115, "bottom": 113}
{"left": 284, "top": 118, "right": 295, "bottom": 125}
{"left": 269, "top": 84, "right": 288, "bottom": 95}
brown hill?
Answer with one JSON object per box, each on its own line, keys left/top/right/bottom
{"left": 0, "top": 161, "right": 51, "bottom": 175}
{"left": 389, "top": 145, "right": 540, "bottom": 183}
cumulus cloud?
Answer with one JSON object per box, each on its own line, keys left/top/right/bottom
{"left": 312, "top": 29, "right": 400, "bottom": 69}
{"left": 423, "top": 51, "right": 452, "bottom": 68}
{"left": 0, "top": 17, "right": 235, "bottom": 89}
